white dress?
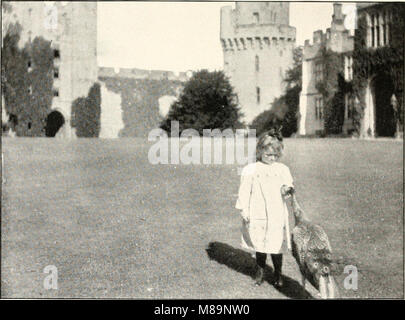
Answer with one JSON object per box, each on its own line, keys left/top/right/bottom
{"left": 235, "top": 161, "right": 294, "bottom": 254}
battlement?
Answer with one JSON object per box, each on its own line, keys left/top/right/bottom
{"left": 220, "top": 2, "right": 296, "bottom": 51}
{"left": 302, "top": 3, "right": 354, "bottom": 59}
{"left": 98, "top": 67, "right": 191, "bottom": 82}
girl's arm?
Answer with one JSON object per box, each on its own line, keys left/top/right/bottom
{"left": 235, "top": 165, "right": 254, "bottom": 221}
{"left": 281, "top": 166, "right": 294, "bottom": 198}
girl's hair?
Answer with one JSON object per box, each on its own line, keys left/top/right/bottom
{"left": 256, "top": 128, "right": 284, "bottom": 161}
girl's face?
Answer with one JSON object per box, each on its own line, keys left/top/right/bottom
{"left": 259, "top": 136, "right": 282, "bottom": 165}
{"left": 261, "top": 145, "right": 279, "bottom": 164}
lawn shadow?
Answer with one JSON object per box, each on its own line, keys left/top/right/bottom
{"left": 206, "top": 241, "right": 313, "bottom": 299}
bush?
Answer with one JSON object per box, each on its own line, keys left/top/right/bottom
{"left": 71, "top": 83, "right": 101, "bottom": 137}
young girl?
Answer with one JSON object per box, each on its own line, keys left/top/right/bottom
{"left": 235, "top": 129, "right": 294, "bottom": 287}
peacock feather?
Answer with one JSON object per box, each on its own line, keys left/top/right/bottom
{"left": 286, "top": 187, "right": 338, "bottom": 297}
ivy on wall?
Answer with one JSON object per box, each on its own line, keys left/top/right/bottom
{"left": 99, "top": 77, "right": 183, "bottom": 137}
{"left": 315, "top": 47, "right": 349, "bottom": 135}
{"left": 352, "top": 3, "right": 404, "bottom": 134}
{"left": 1, "top": 23, "right": 54, "bottom": 136}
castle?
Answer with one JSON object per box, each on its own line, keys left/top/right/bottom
{"left": 299, "top": 3, "right": 355, "bottom": 136}
{"left": 299, "top": 2, "right": 403, "bottom": 138}
{"left": 2, "top": 2, "right": 190, "bottom": 138}
{"left": 2, "top": 1, "right": 98, "bottom": 138}
{"left": 220, "top": 2, "right": 296, "bottom": 124}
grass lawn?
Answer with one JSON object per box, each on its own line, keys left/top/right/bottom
{"left": 1, "top": 137, "right": 403, "bottom": 298}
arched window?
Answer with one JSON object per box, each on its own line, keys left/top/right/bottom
{"left": 255, "top": 55, "right": 259, "bottom": 72}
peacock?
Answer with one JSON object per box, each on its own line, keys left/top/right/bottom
{"left": 283, "top": 186, "right": 338, "bottom": 299}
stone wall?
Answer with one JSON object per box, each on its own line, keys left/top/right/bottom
{"left": 98, "top": 67, "right": 187, "bottom": 137}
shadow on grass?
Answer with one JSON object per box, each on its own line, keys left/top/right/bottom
{"left": 206, "top": 241, "right": 313, "bottom": 299}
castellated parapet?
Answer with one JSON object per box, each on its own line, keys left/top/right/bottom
{"left": 98, "top": 67, "right": 191, "bottom": 82}
{"left": 220, "top": 2, "right": 296, "bottom": 124}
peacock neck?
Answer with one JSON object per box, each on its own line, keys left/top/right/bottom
{"left": 291, "top": 193, "right": 304, "bottom": 224}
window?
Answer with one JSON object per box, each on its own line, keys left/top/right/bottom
{"left": 54, "top": 67, "right": 59, "bottom": 79}
{"left": 382, "top": 13, "right": 387, "bottom": 45}
{"left": 345, "top": 95, "right": 355, "bottom": 120}
{"left": 384, "top": 11, "right": 390, "bottom": 45}
{"left": 255, "top": 55, "right": 259, "bottom": 72}
{"left": 376, "top": 14, "right": 380, "bottom": 46}
{"left": 256, "top": 87, "right": 260, "bottom": 104}
{"left": 315, "top": 62, "right": 323, "bottom": 82}
{"left": 253, "top": 12, "right": 259, "bottom": 24}
{"left": 54, "top": 49, "right": 60, "bottom": 59}
{"left": 315, "top": 97, "right": 323, "bottom": 120}
{"left": 53, "top": 89, "right": 59, "bottom": 97}
{"left": 371, "top": 14, "right": 375, "bottom": 47}
{"left": 368, "top": 11, "right": 391, "bottom": 48}
{"left": 345, "top": 55, "right": 353, "bottom": 81}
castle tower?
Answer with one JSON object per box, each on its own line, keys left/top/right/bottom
{"left": 220, "top": 2, "right": 296, "bottom": 124}
{"left": 2, "top": 2, "right": 97, "bottom": 138}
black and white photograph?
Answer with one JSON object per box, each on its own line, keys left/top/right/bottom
{"left": 1, "top": 1, "right": 404, "bottom": 302}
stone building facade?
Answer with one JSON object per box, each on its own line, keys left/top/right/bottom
{"left": 354, "top": 3, "right": 404, "bottom": 138}
{"left": 220, "top": 2, "right": 296, "bottom": 124}
{"left": 298, "top": 3, "right": 354, "bottom": 136}
{"left": 2, "top": 2, "right": 98, "bottom": 138}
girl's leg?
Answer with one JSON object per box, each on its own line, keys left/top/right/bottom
{"left": 255, "top": 252, "right": 267, "bottom": 285}
{"left": 271, "top": 254, "right": 284, "bottom": 287}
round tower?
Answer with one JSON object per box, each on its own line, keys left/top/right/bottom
{"left": 220, "top": 2, "right": 296, "bottom": 124}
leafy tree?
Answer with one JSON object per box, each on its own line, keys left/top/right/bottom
{"left": 71, "top": 83, "right": 101, "bottom": 137}
{"left": 250, "top": 108, "right": 282, "bottom": 137}
{"left": 284, "top": 47, "right": 303, "bottom": 90}
{"left": 250, "top": 47, "right": 302, "bottom": 137}
{"left": 26, "top": 36, "right": 55, "bottom": 136}
{"left": 160, "top": 70, "right": 243, "bottom": 135}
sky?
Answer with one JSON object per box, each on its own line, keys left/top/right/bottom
{"left": 97, "top": 1, "right": 356, "bottom": 73}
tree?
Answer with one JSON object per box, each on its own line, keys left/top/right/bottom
{"left": 160, "top": 70, "right": 243, "bottom": 135}
{"left": 250, "top": 47, "right": 302, "bottom": 137}
{"left": 71, "top": 83, "right": 101, "bottom": 137}
{"left": 284, "top": 46, "right": 303, "bottom": 90}
{"left": 26, "top": 36, "right": 55, "bottom": 136}
{"left": 250, "top": 108, "right": 283, "bottom": 137}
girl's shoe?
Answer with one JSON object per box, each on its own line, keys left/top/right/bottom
{"left": 273, "top": 273, "right": 284, "bottom": 288}
{"left": 254, "top": 267, "right": 265, "bottom": 286}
